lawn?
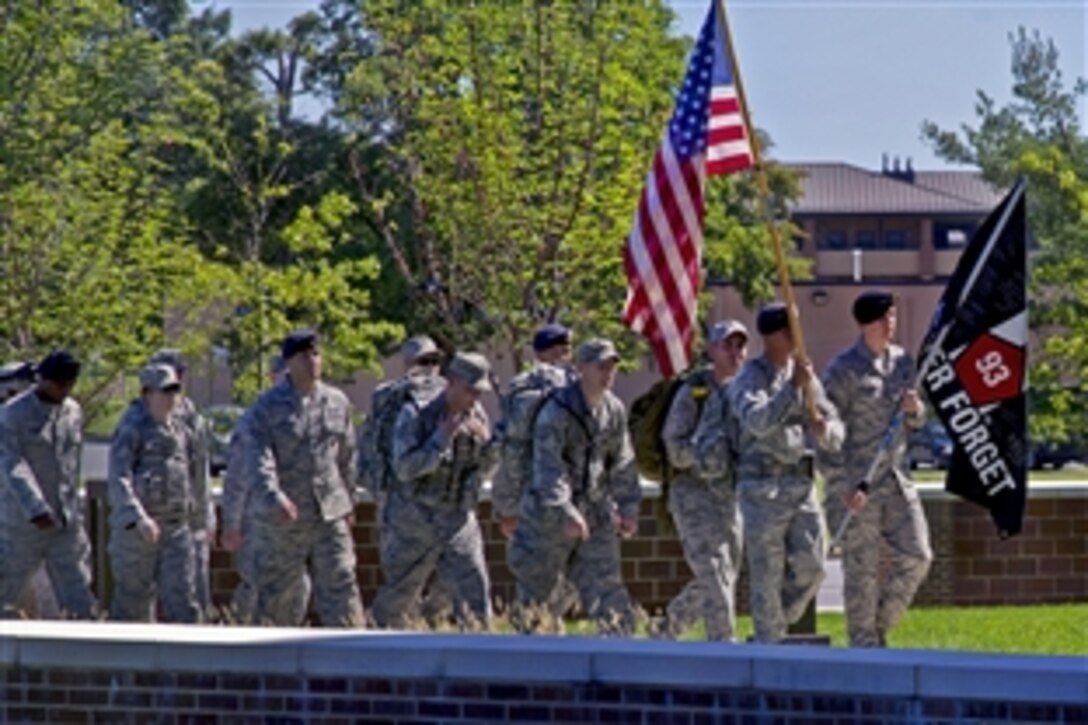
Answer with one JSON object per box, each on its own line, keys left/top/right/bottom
{"left": 564, "top": 604, "right": 1088, "bottom": 656}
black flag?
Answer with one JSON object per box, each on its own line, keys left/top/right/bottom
{"left": 917, "top": 178, "right": 1029, "bottom": 537}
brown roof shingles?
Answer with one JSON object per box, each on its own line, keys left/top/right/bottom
{"left": 786, "top": 162, "right": 1003, "bottom": 215}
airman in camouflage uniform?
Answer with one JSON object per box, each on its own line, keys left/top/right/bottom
{"left": 108, "top": 363, "right": 207, "bottom": 622}
{"left": 657, "top": 320, "right": 748, "bottom": 641}
{"left": 0, "top": 352, "right": 97, "bottom": 619}
{"left": 221, "top": 355, "right": 311, "bottom": 624}
{"left": 149, "top": 349, "right": 213, "bottom": 616}
{"left": 508, "top": 339, "right": 640, "bottom": 636}
{"left": 371, "top": 352, "right": 499, "bottom": 629}
{"left": 730, "top": 303, "right": 844, "bottom": 643}
{"left": 1, "top": 359, "right": 62, "bottom": 618}
{"left": 245, "top": 330, "right": 364, "bottom": 627}
{"left": 821, "top": 291, "right": 932, "bottom": 648}
{"left": 491, "top": 324, "right": 579, "bottom": 618}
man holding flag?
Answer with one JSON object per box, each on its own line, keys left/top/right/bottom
{"left": 821, "top": 291, "right": 933, "bottom": 648}
{"left": 825, "top": 179, "right": 1030, "bottom": 645}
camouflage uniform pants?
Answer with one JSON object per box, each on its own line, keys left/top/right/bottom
{"left": 508, "top": 502, "right": 635, "bottom": 636}
{"left": 192, "top": 528, "right": 212, "bottom": 616}
{"left": 665, "top": 482, "right": 744, "bottom": 640}
{"left": 252, "top": 516, "right": 364, "bottom": 628}
{"left": 826, "top": 477, "right": 932, "bottom": 647}
{"left": 230, "top": 517, "right": 312, "bottom": 625}
{"left": 109, "top": 519, "right": 200, "bottom": 623}
{"left": 372, "top": 491, "right": 491, "bottom": 629}
{"left": 739, "top": 476, "right": 825, "bottom": 643}
{"left": 0, "top": 518, "right": 96, "bottom": 619}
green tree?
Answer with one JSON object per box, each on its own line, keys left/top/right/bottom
{"left": 318, "top": 0, "right": 802, "bottom": 367}
{"left": 168, "top": 14, "right": 398, "bottom": 401}
{"left": 922, "top": 28, "right": 1088, "bottom": 442}
{"left": 0, "top": 0, "right": 222, "bottom": 422}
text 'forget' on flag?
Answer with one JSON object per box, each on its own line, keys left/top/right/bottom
{"left": 622, "top": 1, "right": 754, "bottom": 377}
{"left": 917, "top": 178, "right": 1029, "bottom": 538}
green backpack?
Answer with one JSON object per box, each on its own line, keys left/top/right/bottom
{"left": 627, "top": 368, "right": 713, "bottom": 483}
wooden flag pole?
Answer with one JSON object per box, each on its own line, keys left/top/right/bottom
{"left": 714, "top": 0, "right": 816, "bottom": 402}
{"left": 715, "top": 0, "right": 821, "bottom": 639}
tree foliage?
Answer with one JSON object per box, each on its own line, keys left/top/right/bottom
{"left": 316, "top": 0, "right": 802, "bottom": 366}
{"left": 922, "top": 27, "right": 1088, "bottom": 442}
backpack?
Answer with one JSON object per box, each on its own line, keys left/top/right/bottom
{"left": 628, "top": 368, "right": 713, "bottom": 483}
{"left": 358, "top": 373, "right": 446, "bottom": 498}
{"left": 495, "top": 364, "right": 571, "bottom": 490}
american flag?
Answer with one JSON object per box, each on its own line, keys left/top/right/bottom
{"left": 622, "top": 3, "right": 753, "bottom": 376}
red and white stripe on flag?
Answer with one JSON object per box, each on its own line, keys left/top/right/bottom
{"left": 622, "top": 3, "right": 753, "bottom": 377}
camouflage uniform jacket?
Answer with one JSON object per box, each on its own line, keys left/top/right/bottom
{"left": 691, "top": 375, "right": 742, "bottom": 485}
{"left": 391, "top": 394, "right": 499, "bottom": 511}
{"left": 109, "top": 399, "right": 208, "bottom": 530}
{"left": 245, "top": 378, "right": 357, "bottom": 522}
{"left": 820, "top": 339, "right": 925, "bottom": 494}
{"left": 729, "top": 356, "right": 844, "bottom": 472}
{"left": 527, "top": 383, "right": 641, "bottom": 522}
{"left": 220, "top": 409, "right": 254, "bottom": 532}
{"left": 0, "top": 389, "right": 83, "bottom": 525}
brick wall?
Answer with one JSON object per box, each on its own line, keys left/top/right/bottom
{"left": 85, "top": 485, "right": 1086, "bottom": 615}
{"left": 8, "top": 668, "right": 1085, "bottom": 724}
{"left": 915, "top": 492, "right": 1088, "bottom": 606}
{"left": 2, "top": 622, "right": 1085, "bottom": 724}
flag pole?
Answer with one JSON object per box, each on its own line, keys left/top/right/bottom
{"left": 714, "top": 0, "right": 816, "bottom": 409}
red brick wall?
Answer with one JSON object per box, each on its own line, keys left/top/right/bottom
{"left": 199, "top": 491, "right": 1087, "bottom": 616}
{"left": 916, "top": 494, "right": 1088, "bottom": 606}
{"left": 83, "top": 487, "right": 1085, "bottom": 615}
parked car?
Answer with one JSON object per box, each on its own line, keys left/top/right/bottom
{"left": 1029, "top": 439, "right": 1088, "bottom": 470}
{"left": 202, "top": 405, "right": 245, "bottom": 477}
{"left": 907, "top": 421, "right": 953, "bottom": 470}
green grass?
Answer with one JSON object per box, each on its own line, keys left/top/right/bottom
{"left": 913, "top": 468, "right": 1088, "bottom": 483}
{"left": 562, "top": 604, "right": 1088, "bottom": 656}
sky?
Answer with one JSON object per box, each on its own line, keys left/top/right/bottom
{"left": 192, "top": 0, "right": 1087, "bottom": 171}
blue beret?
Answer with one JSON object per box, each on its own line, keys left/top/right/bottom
{"left": 853, "top": 291, "right": 895, "bottom": 324}
{"left": 532, "top": 323, "right": 571, "bottom": 352}
{"left": 281, "top": 329, "right": 319, "bottom": 359}
{"left": 756, "top": 302, "right": 790, "bottom": 335}
{"left": 37, "top": 350, "right": 81, "bottom": 382}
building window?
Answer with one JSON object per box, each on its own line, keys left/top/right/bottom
{"left": 854, "top": 230, "right": 878, "bottom": 250}
{"left": 933, "top": 222, "right": 976, "bottom": 249}
{"left": 819, "top": 230, "right": 848, "bottom": 250}
{"left": 883, "top": 229, "right": 913, "bottom": 250}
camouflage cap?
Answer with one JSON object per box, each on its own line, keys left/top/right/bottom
{"left": 708, "top": 319, "right": 748, "bottom": 345}
{"left": 575, "top": 338, "right": 620, "bottom": 365}
{"left": 401, "top": 335, "right": 441, "bottom": 364}
{"left": 140, "top": 363, "right": 182, "bottom": 392}
{"left": 446, "top": 352, "right": 492, "bottom": 392}
{"left": 149, "top": 348, "right": 186, "bottom": 374}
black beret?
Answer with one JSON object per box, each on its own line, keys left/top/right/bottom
{"left": 37, "top": 350, "right": 81, "bottom": 382}
{"left": 281, "top": 329, "right": 319, "bottom": 360}
{"left": 532, "top": 323, "right": 571, "bottom": 352}
{"left": 853, "top": 291, "right": 895, "bottom": 325}
{"left": 756, "top": 302, "right": 791, "bottom": 336}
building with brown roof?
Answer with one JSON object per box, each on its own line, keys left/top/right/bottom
{"left": 692, "top": 159, "right": 1004, "bottom": 378}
